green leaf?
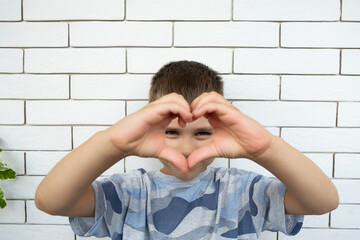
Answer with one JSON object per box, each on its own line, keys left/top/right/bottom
{"left": 0, "top": 188, "right": 6, "bottom": 209}
{"left": 0, "top": 161, "right": 16, "bottom": 180}
{"left": 0, "top": 148, "right": 2, "bottom": 152}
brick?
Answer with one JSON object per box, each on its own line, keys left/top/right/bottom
{"left": 25, "top": 48, "right": 126, "bottom": 73}
{"left": 279, "top": 228, "right": 360, "bottom": 240}
{"left": 0, "top": 22, "right": 68, "bottom": 47}
{"left": 282, "top": 22, "right": 360, "bottom": 48}
{"left": 26, "top": 100, "right": 125, "bottom": 125}
{"left": 234, "top": 49, "right": 339, "bottom": 74}
{"left": 234, "top": 0, "right": 339, "bottom": 21}
{"left": 127, "top": 0, "right": 231, "bottom": 20}
{"left": 342, "top": 0, "right": 360, "bottom": 21}
{"left": 282, "top": 128, "right": 360, "bottom": 152}
{"left": 334, "top": 154, "right": 360, "bottom": 178}
{"left": 70, "top": 22, "right": 172, "bottom": 47}
{"left": 1, "top": 225, "right": 73, "bottom": 240}
{"left": 0, "top": 151, "right": 24, "bottom": 175}
{"left": 0, "top": 200, "right": 25, "bottom": 223}
{"left": 338, "top": 102, "right": 360, "bottom": 127}
{"left": 232, "top": 101, "right": 336, "bottom": 127}
{"left": 126, "top": 101, "right": 148, "bottom": 115}
{"left": 0, "top": 74, "right": 69, "bottom": 99}
{"left": 26, "top": 151, "right": 68, "bottom": 175}
{"left": 27, "top": 201, "right": 69, "bottom": 224}
{"left": 331, "top": 204, "right": 360, "bottom": 228}
{"left": 0, "top": 0, "right": 21, "bottom": 21}
{"left": 0, "top": 176, "right": 42, "bottom": 199}
{"left": 128, "top": 48, "right": 232, "bottom": 73}
{"left": 175, "top": 22, "right": 278, "bottom": 47}
{"left": 0, "top": 49, "right": 22, "bottom": 73}
{"left": 302, "top": 214, "right": 329, "bottom": 228}
{"left": 223, "top": 75, "right": 279, "bottom": 100}
{"left": 281, "top": 75, "right": 360, "bottom": 101}
{"left": 71, "top": 75, "right": 151, "bottom": 99}
{"left": 342, "top": 50, "right": 360, "bottom": 74}
{"left": 0, "top": 100, "right": 24, "bottom": 124}
{"left": 0, "top": 126, "right": 71, "bottom": 150}
{"left": 23, "top": 0, "right": 124, "bottom": 20}
{"left": 73, "top": 126, "right": 109, "bottom": 148}
{"left": 333, "top": 179, "right": 360, "bottom": 203}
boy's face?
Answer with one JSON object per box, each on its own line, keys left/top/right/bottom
{"left": 159, "top": 116, "right": 215, "bottom": 180}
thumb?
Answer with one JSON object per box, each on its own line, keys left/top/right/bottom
{"left": 187, "top": 144, "right": 218, "bottom": 169}
{"left": 158, "top": 145, "right": 189, "bottom": 173}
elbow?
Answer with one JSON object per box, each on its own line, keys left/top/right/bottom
{"left": 34, "top": 195, "right": 46, "bottom": 213}
{"left": 329, "top": 190, "right": 340, "bottom": 212}
{"left": 312, "top": 190, "right": 340, "bottom": 215}
{"left": 314, "top": 201, "right": 339, "bottom": 215}
{"left": 328, "top": 186, "right": 340, "bottom": 212}
{"left": 35, "top": 191, "right": 50, "bottom": 214}
{"left": 35, "top": 190, "right": 61, "bottom": 216}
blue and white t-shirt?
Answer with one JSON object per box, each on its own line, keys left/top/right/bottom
{"left": 69, "top": 167, "right": 304, "bottom": 239}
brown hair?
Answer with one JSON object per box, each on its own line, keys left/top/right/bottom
{"left": 149, "top": 60, "right": 224, "bottom": 104}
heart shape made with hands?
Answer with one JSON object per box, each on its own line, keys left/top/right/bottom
{"left": 161, "top": 101, "right": 273, "bottom": 174}
{"left": 162, "top": 107, "right": 238, "bottom": 174}
{"left": 172, "top": 113, "right": 215, "bottom": 167}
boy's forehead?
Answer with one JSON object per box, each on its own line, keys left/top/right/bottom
{"left": 167, "top": 116, "right": 213, "bottom": 130}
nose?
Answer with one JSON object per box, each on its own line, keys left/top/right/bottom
{"left": 179, "top": 139, "right": 196, "bottom": 159}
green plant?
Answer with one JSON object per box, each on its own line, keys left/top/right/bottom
{"left": 0, "top": 148, "right": 17, "bottom": 209}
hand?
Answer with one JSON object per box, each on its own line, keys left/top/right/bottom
{"left": 105, "top": 93, "right": 194, "bottom": 173}
{"left": 187, "top": 91, "right": 274, "bottom": 168}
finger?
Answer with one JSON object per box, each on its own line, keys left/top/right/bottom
{"left": 159, "top": 100, "right": 193, "bottom": 123}
{"left": 191, "top": 91, "right": 223, "bottom": 110}
{"left": 178, "top": 116, "right": 186, "bottom": 128}
{"left": 155, "top": 93, "right": 192, "bottom": 118}
{"left": 158, "top": 145, "right": 189, "bottom": 173}
{"left": 150, "top": 102, "right": 193, "bottom": 126}
{"left": 187, "top": 144, "right": 218, "bottom": 169}
{"left": 191, "top": 93, "right": 228, "bottom": 119}
{"left": 190, "top": 92, "right": 208, "bottom": 110}
{"left": 177, "top": 107, "right": 194, "bottom": 123}
{"left": 192, "top": 102, "right": 230, "bottom": 120}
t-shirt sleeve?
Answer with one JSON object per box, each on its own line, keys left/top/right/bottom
{"left": 252, "top": 175, "right": 304, "bottom": 236}
{"left": 68, "top": 175, "right": 128, "bottom": 238}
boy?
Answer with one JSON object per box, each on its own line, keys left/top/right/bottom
{"left": 35, "top": 60, "right": 339, "bottom": 239}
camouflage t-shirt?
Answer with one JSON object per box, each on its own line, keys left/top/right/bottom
{"left": 69, "top": 167, "right": 304, "bottom": 239}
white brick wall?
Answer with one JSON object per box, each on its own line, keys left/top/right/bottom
{"left": 0, "top": 0, "right": 359, "bottom": 239}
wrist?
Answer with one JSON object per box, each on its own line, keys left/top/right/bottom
{"left": 249, "top": 135, "right": 280, "bottom": 164}
{"left": 96, "top": 130, "right": 129, "bottom": 161}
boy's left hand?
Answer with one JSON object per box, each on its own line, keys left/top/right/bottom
{"left": 187, "top": 91, "right": 274, "bottom": 168}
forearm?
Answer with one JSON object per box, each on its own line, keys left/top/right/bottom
{"left": 252, "top": 135, "right": 339, "bottom": 214}
{"left": 35, "top": 130, "right": 127, "bottom": 215}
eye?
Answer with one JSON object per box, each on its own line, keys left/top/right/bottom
{"left": 196, "top": 132, "right": 212, "bottom": 137}
{"left": 165, "top": 130, "right": 178, "bottom": 136}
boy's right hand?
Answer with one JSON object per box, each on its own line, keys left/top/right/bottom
{"left": 105, "top": 93, "right": 194, "bottom": 173}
